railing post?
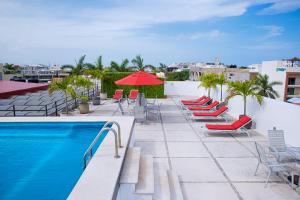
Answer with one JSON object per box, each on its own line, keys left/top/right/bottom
{"left": 45, "top": 105, "right": 48, "bottom": 116}
{"left": 12, "top": 105, "right": 16, "bottom": 117}
{"left": 55, "top": 101, "right": 58, "bottom": 116}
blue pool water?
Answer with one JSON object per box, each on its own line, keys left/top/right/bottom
{"left": 0, "top": 122, "right": 108, "bottom": 200}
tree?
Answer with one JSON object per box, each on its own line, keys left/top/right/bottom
{"left": 48, "top": 77, "right": 76, "bottom": 114}
{"left": 73, "top": 76, "right": 94, "bottom": 103}
{"left": 253, "top": 74, "right": 282, "bottom": 99}
{"left": 131, "top": 55, "right": 144, "bottom": 70}
{"left": 215, "top": 73, "right": 226, "bottom": 101}
{"left": 61, "top": 55, "right": 90, "bottom": 75}
{"left": 159, "top": 63, "right": 168, "bottom": 74}
{"left": 110, "top": 59, "right": 130, "bottom": 72}
{"left": 226, "top": 80, "right": 263, "bottom": 116}
{"left": 95, "top": 55, "right": 104, "bottom": 70}
{"left": 199, "top": 73, "right": 218, "bottom": 97}
{"left": 288, "top": 57, "right": 300, "bottom": 67}
{"left": 84, "top": 68, "right": 109, "bottom": 93}
{"left": 227, "top": 64, "right": 237, "bottom": 68}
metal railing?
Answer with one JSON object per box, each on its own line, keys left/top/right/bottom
{"left": 0, "top": 89, "right": 94, "bottom": 117}
{"left": 83, "top": 121, "right": 122, "bottom": 169}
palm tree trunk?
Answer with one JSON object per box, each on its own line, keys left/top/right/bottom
{"left": 220, "top": 85, "right": 223, "bottom": 101}
{"left": 65, "top": 93, "right": 68, "bottom": 114}
{"left": 243, "top": 96, "right": 246, "bottom": 116}
{"left": 208, "top": 88, "right": 211, "bottom": 98}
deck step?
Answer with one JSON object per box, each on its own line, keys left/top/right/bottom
{"left": 153, "top": 164, "right": 171, "bottom": 200}
{"left": 120, "top": 147, "right": 141, "bottom": 184}
{"left": 135, "top": 155, "right": 154, "bottom": 194}
{"left": 167, "top": 170, "right": 184, "bottom": 200}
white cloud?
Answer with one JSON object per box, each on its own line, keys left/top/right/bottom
{"left": 0, "top": 0, "right": 298, "bottom": 64}
{"left": 258, "top": 0, "right": 300, "bottom": 15}
{"left": 246, "top": 41, "right": 292, "bottom": 50}
{"left": 178, "top": 30, "right": 224, "bottom": 40}
{"left": 259, "top": 25, "right": 284, "bottom": 39}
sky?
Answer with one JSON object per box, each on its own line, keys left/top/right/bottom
{"left": 0, "top": 0, "right": 300, "bottom": 67}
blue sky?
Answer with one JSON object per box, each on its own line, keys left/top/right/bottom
{"left": 0, "top": 0, "right": 299, "bottom": 66}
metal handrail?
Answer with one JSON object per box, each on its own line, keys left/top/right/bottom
{"left": 83, "top": 122, "right": 122, "bottom": 169}
{"left": 0, "top": 89, "right": 94, "bottom": 117}
{"left": 102, "top": 121, "right": 122, "bottom": 148}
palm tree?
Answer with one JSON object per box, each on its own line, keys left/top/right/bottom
{"left": 73, "top": 76, "right": 94, "bottom": 102}
{"left": 62, "top": 55, "right": 89, "bottom": 75}
{"left": 85, "top": 68, "right": 109, "bottom": 94}
{"left": 95, "top": 55, "right": 104, "bottom": 70}
{"left": 159, "top": 63, "right": 168, "bottom": 74}
{"left": 199, "top": 73, "right": 218, "bottom": 98}
{"left": 131, "top": 55, "right": 144, "bottom": 70}
{"left": 226, "top": 80, "right": 263, "bottom": 116}
{"left": 110, "top": 59, "right": 130, "bottom": 72}
{"left": 48, "top": 77, "right": 76, "bottom": 114}
{"left": 254, "top": 74, "right": 282, "bottom": 99}
{"left": 215, "top": 74, "right": 226, "bottom": 101}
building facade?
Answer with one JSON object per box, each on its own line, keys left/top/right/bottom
{"left": 260, "top": 60, "right": 300, "bottom": 101}
{"left": 20, "top": 64, "right": 69, "bottom": 82}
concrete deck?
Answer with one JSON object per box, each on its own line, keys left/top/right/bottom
{"left": 70, "top": 97, "right": 300, "bottom": 200}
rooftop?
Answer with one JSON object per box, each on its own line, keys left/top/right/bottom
{"left": 66, "top": 96, "right": 300, "bottom": 200}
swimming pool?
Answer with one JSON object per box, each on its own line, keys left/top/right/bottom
{"left": 0, "top": 122, "right": 107, "bottom": 200}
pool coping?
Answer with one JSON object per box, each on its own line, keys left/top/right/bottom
{"left": 0, "top": 116, "right": 135, "bottom": 200}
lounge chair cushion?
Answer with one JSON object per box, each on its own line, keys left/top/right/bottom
{"left": 205, "top": 115, "right": 252, "bottom": 130}
{"left": 181, "top": 96, "right": 206, "bottom": 103}
{"left": 188, "top": 101, "right": 219, "bottom": 111}
{"left": 193, "top": 106, "right": 228, "bottom": 117}
{"left": 232, "top": 116, "right": 251, "bottom": 129}
{"left": 183, "top": 97, "right": 211, "bottom": 105}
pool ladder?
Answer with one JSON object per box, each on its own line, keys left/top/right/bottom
{"left": 83, "top": 121, "right": 122, "bottom": 169}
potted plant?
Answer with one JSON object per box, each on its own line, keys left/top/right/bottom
{"left": 78, "top": 95, "right": 90, "bottom": 114}
{"left": 74, "top": 76, "right": 94, "bottom": 114}
{"left": 48, "top": 77, "right": 76, "bottom": 115}
{"left": 225, "top": 80, "right": 263, "bottom": 128}
{"left": 199, "top": 73, "right": 218, "bottom": 100}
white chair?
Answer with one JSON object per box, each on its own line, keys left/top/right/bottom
{"left": 254, "top": 142, "right": 292, "bottom": 187}
{"left": 268, "top": 128, "right": 296, "bottom": 162}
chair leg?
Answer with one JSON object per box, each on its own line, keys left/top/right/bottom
{"left": 254, "top": 162, "right": 260, "bottom": 176}
{"left": 265, "top": 170, "right": 272, "bottom": 187}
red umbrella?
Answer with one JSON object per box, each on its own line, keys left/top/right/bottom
{"left": 115, "top": 71, "right": 163, "bottom": 105}
{"left": 115, "top": 71, "right": 163, "bottom": 86}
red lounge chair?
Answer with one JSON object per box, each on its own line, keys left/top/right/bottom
{"left": 129, "top": 89, "right": 139, "bottom": 101}
{"left": 188, "top": 101, "right": 219, "bottom": 111}
{"left": 182, "top": 97, "right": 211, "bottom": 106}
{"left": 181, "top": 96, "right": 206, "bottom": 104}
{"left": 112, "top": 89, "right": 123, "bottom": 101}
{"left": 205, "top": 115, "right": 252, "bottom": 137}
{"left": 190, "top": 105, "right": 228, "bottom": 120}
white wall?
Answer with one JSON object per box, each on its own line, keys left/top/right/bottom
{"left": 261, "top": 61, "right": 286, "bottom": 101}
{"left": 164, "top": 81, "right": 300, "bottom": 146}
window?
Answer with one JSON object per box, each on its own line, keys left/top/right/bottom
{"left": 288, "top": 88, "right": 295, "bottom": 95}
{"left": 288, "top": 77, "right": 296, "bottom": 85}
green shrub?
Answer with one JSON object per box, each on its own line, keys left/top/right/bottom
{"left": 102, "top": 72, "right": 165, "bottom": 98}
{"left": 166, "top": 71, "right": 189, "bottom": 81}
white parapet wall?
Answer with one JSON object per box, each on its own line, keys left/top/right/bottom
{"left": 164, "top": 81, "right": 300, "bottom": 147}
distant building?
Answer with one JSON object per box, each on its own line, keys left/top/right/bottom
{"left": 189, "top": 58, "right": 249, "bottom": 82}
{"left": 20, "top": 64, "right": 69, "bottom": 83}
{"left": 260, "top": 60, "right": 300, "bottom": 101}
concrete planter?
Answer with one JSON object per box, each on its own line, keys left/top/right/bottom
{"left": 79, "top": 103, "right": 89, "bottom": 114}
{"left": 100, "top": 93, "right": 107, "bottom": 100}
{"left": 93, "top": 96, "right": 101, "bottom": 105}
